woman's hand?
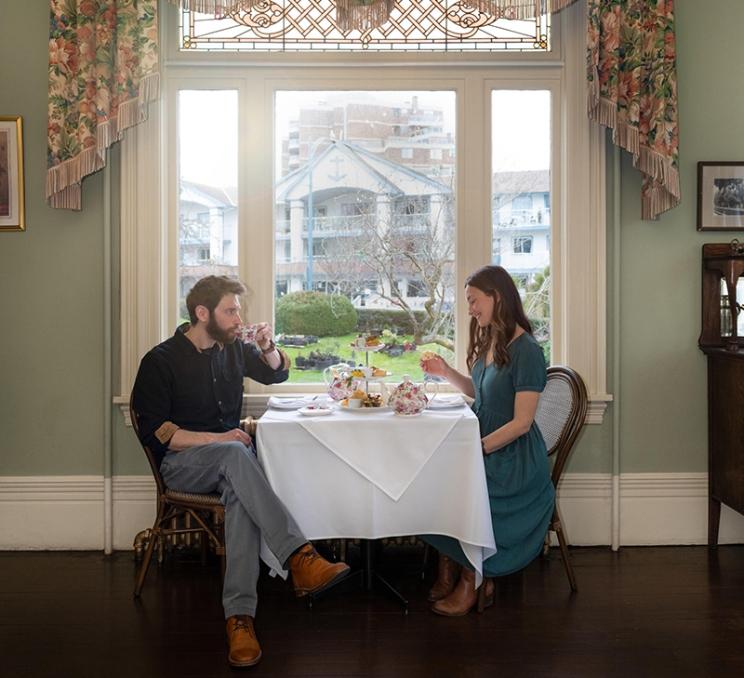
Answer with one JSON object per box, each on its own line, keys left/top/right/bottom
{"left": 420, "top": 354, "right": 449, "bottom": 378}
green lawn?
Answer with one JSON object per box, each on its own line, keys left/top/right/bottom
{"left": 279, "top": 333, "right": 454, "bottom": 384}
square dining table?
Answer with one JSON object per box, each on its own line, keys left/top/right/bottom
{"left": 256, "top": 400, "right": 496, "bottom": 587}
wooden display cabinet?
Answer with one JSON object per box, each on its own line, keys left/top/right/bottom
{"left": 699, "top": 240, "right": 744, "bottom": 545}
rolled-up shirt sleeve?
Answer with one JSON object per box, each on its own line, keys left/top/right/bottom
{"left": 132, "top": 352, "right": 179, "bottom": 458}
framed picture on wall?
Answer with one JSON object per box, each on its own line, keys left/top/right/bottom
{"left": 697, "top": 161, "right": 744, "bottom": 231}
{"left": 0, "top": 116, "right": 25, "bottom": 232}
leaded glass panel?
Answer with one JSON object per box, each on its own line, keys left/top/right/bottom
{"left": 180, "top": 0, "right": 549, "bottom": 52}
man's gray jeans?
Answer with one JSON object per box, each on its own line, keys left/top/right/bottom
{"left": 160, "top": 441, "right": 306, "bottom": 618}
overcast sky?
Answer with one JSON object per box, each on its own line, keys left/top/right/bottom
{"left": 179, "top": 89, "right": 551, "bottom": 187}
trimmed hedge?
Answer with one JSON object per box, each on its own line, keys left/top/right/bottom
{"left": 276, "top": 292, "right": 357, "bottom": 337}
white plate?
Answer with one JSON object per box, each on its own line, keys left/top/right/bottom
{"left": 268, "top": 397, "right": 314, "bottom": 410}
{"left": 427, "top": 395, "right": 467, "bottom": 410}
{"left": 337, "top": 404, "right": 391, "bottom": 414}
{"left": 393, "top": 410, "right": 424, "bottom": 417}
{"left": 298, "top": 406, "right": 333, "bottom": 417}
{"left": 365, "top": 374, "right": 392, "bottom": 382}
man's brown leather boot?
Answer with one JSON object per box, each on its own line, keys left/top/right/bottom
{"left": 431, "top": 567, "right": 494, "bottom": 616}
{"left": 226, "top": 615, "right": 262, "bottom": 667}
{"left": 427, "top": 554, "right": 461, "bottom": 602}
{"left": 288, "top": 543, "right": 351, "bottom": 597}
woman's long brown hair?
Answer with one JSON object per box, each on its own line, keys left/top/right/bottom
{"left": 465, "top": 265, "right": 533, "bottom": 372}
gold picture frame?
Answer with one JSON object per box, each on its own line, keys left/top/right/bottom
{"left": 0, "top": 116, "right": 25, "bottom": 232}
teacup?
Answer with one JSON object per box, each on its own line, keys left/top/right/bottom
{"left": 238, "top": 324, "right": 258, "bottom": 343}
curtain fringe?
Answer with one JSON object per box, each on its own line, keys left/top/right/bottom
{"left": 335, "top": 0, "right": 396, "bottom": 32}
{"left": 461, "top": 0, "right": 579, "bottom": 21}
{"left": 170, "top": 0, "right": 580, "bottom": 25}
{"left": 166, "top": 0, "right": 261, "bottom": 16}
{"left": 588, "top": 94, "right": 680, "bottom": 219}
{"left": 46, "top": 71, "right": 160, "bottom": 210}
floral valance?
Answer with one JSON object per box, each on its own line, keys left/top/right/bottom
{"left": 48, "top": 0, "right": 679, "bottom": 220}
{"left": 47, "top": 0, "right": 159, "bottom": 210}
{"left": 587, "top": 0, "right": 680, "bottom": 219}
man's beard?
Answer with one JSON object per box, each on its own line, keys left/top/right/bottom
{"left": 206, "top": 314, "right": 237, "bottom": 344}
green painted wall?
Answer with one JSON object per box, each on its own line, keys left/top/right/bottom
{"left": 610, "top": 0, "right": 744, "bottom": 474}
{"left": 0, "top": 1, "right": 105, "bottom": 475}
{"left": 2, "top": 0, "right": 741, "bottom": 477}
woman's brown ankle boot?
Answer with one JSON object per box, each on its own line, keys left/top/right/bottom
{"left": 427, "top": 554, "right": 460, "bottom": 602}
{"left": 431, "top": 568, "right": 494, "bottom": 616}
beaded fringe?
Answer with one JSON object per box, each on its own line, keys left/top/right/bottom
{"left": 461, "top": 0, "right": 579, "bottom": 21}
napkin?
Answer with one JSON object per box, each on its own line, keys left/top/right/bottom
{"left": 427, "top": 394, "right": 467, "bottom": 409}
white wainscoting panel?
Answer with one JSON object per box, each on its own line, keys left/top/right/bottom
{"left": 2, "top": 473, "right": 744, "bottom": 549}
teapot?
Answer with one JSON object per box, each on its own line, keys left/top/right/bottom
{"left": 387, "top": 375, "right": 431, "bottom": 416}
{"left": 322, "top": 363, "right": 357, "bottom": 401}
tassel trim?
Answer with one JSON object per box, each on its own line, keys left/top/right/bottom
{"left": 166, "top": 0, "right": 262, "bottom": 17}
{"left": 461, "top": 0, "right": 579, "bottom": 21}
{"left": 46, "top": 71, "right": 160, "bottom": 210}
{"left": 335, "top": 0, "right": 396, "bottom": 32}
{"left": 588, "top": 88, "right": 680, "bottom": 220}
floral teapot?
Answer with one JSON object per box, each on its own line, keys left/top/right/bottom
{"left": 322, "top": 363, "right": 358, "bottom": 401}
{"left": 387, "top": 375, "right": 433, "bottom": 416}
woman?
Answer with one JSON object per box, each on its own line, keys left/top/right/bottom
{"left": 421, "top": 265, "right": 554, "bottom": 616}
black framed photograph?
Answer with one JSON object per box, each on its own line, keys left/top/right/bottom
{"left": 697, "top": 161, "right": 744, "bottom": 231}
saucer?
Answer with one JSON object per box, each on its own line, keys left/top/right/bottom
{"left": 298, "top": 406, "right": 333, "bottom": 417}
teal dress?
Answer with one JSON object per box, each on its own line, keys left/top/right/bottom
{"left": 425, "top": 333, "right": 555, "bottom": 577}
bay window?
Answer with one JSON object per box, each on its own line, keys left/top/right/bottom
{"left": 118, "top": 1, "right": 610, "bottom": 423}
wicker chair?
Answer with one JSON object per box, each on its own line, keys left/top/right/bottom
{"left": 130, "top": 398, "right": 227, "bottom": 597}
{"left": 534, "top": 365, "right": 588, "bottom": 592}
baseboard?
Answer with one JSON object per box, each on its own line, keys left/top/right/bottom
{"left": 0, "top": 476, "right": 156, "bottom": 550}
{"left": 2, "top": 473, "right": 744, "bottom": 550}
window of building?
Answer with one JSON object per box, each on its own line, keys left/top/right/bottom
{"left": 513, "top": 236, "right": 534, "bottom": 254}
{"left": 492, "top": 89, "right": 551, "bottom": 353}
{"left": 177, "top": 89, "right": 239, "bottom": 320}
{"left": 274, "top": 90, "right": 455, "bottom": 383}
{"left": 401, "top": 148, "right": 413, "bottom": 160}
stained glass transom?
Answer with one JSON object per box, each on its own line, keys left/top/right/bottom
{"left": 179, "top": 0, "right": 550, "bottom": 52}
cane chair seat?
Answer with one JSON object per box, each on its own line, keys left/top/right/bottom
{"left": 163, "top": 489, "right": 223, "bottom": 506}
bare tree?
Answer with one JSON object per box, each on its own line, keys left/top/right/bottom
{"left": 315, "top": 194, "right": 456, "bottom": 350}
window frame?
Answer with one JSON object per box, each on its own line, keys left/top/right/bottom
{"left": 117, "top": 0, "right": 611, "bottom": 424}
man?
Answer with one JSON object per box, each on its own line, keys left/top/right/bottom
{"left": 132, "top": 275, "right": 350, "bottom": 668}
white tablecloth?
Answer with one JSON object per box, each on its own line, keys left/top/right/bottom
{"left": 256, "top": 406, "right": 496, "bottom": 586}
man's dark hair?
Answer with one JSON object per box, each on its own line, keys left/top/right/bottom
{"left": 186, "top": 276, "right": 247, "bottom": 324}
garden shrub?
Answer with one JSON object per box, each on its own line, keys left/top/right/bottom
{"left": 276, "top": 292, "right": 357, "bottom": 337}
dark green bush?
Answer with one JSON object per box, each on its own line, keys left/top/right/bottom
{"left": 276, "top": 292, "right": 357, "bottom": 337}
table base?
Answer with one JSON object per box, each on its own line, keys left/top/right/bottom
{"left": 306, "top": 540, "right": 409, "bottom": 614}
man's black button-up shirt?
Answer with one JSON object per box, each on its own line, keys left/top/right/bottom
{"left": 132, "top": 324, "right": 289, "bottom": 469}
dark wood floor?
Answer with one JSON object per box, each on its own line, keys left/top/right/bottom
{"left": 1, "top": 545, "right": 743, "bottom": 678}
